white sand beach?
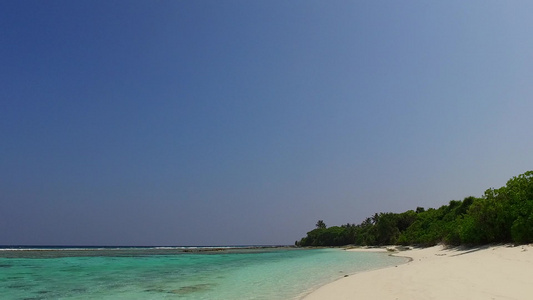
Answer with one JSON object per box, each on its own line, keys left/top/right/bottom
{"left": 303, "top": 244, "right": 533, "bottom": 300}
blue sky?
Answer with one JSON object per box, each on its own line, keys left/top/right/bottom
{"left": 2, "top": 1, "right": 533, "bottom": 246}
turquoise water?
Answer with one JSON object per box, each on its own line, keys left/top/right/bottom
{"left": 0, "top": 247, "right": 407, "bottom": 299}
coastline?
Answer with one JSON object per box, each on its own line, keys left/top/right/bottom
{"left": 303, "top": 244, "right": 533, "bottom": 300}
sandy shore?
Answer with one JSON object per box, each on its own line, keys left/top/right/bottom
{"left": 303, "top": 244, "right": 533, "bottom": 300}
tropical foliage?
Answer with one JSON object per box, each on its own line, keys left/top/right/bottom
{"left": 296, "top": 171, "right": 533, "bottom": 247}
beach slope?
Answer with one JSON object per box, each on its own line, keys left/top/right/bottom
{"left": 303, "top": 244, "right": 533, "bottom": 300}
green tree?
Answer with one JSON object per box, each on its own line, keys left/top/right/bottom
{"left": 298, "top": 171, "right": 533, "bottom": 247}
{"left": 316, "top": 220, "right": 326, "bottom": 229}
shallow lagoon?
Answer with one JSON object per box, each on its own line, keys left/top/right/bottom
{"left": 0, "top": 247, "right": 406, "bottom": 299}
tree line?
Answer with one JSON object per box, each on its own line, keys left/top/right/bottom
{"left": 296, "top": 171, "right": 533, "bottom": 247}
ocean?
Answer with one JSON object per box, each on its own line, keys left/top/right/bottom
{"left": 0, "top": 246, "right": 407, "bottom": 299}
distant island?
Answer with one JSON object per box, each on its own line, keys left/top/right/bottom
{"left": 297, "top": 170, "right": 533, "bottom": 247}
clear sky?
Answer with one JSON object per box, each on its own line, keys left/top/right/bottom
{"left": 2, "top": 1, "right": 533, "bottom": 246}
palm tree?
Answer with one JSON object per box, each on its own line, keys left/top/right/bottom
{"left": 316, "top": 220, "right": 326, "bottom": 229}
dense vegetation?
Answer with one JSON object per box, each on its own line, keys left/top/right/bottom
{"left": 296, "top": 171, "right": 533, "bottom": 247}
